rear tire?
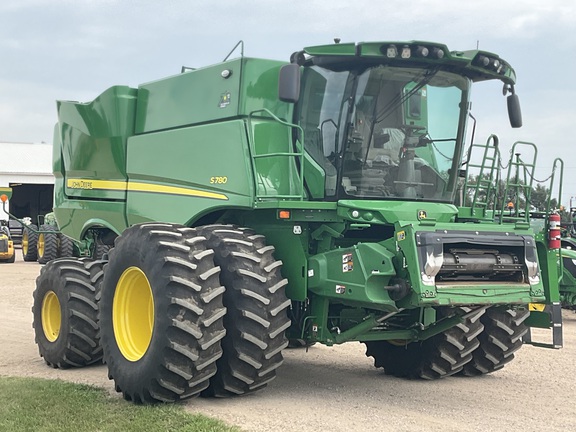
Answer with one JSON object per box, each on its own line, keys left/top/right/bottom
{"left": 38, "top": 225, "right": 59, "bottom": 264}
{"left": 32, "top": 258, "right": 104, "bottom": 368}
{"left": 100, "top": 223, "right": 226, "bottom": 403}
{"left": 22, "top": 224, "right": 38, "bottom": 262}
{"left": 460, "top": 307, "right": 529, "bottom": 376}
{"left": 199, "top": 225, "right": 290, "bottom": 397}
{"left": 365, "top": 307, "right": 485, "bottom": 379}
{"left": 92, "top": 239, "right": 111, "bottom": 260}
{"left": 58, "top": 234, "right": 74, "bottom": 258}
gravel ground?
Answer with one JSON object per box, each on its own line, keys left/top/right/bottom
{"left": 1, "top": 251, "right": 575, "bottom": 432}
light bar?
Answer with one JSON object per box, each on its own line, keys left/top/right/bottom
{"left": 401, "top": 45, "right": 411, "bottom": 59}
{"left": 474, "top": 54, "right": 508, "bottom": 75}
{"left": 380, "top": 43, "right": 446, "bottom": 61}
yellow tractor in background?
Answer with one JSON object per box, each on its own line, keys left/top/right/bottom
{"left": 0, "top": 189, "right": 15, "bottom": 263}
{"left": 0, "top": 225, "right": 15, "bottom": 263}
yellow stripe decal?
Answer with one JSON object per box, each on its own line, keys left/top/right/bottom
{"left": 67, "top": 179, "right": 228, "bottom": 200}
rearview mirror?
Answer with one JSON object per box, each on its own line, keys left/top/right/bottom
{"left": 507, "top": 93, "right": 522, "bottom": 128}
{"left": 279, "top": 64, "right": 301, "bottom": 103}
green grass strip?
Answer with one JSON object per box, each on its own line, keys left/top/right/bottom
{"left": 0, "top": 377, "right": 241, "bottom": 432}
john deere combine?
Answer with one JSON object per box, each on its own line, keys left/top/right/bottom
{"left": 6, "top": 40, "right": 566, "bottom": 403}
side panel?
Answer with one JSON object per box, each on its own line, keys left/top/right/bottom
{"left": 239, "top": 58, "right": 290, "bottom": 118}
{"left": 54, "top": 86, "right": 137, "bottom": 238}
{"left": 56, "top": 86, "right": 137, "bottom": 201}
{"left": 135, "top": 60, "right": 242, "bottom": 134}
{"left": 125, "top": 121, "right": 254, "bottom": 226}
{"left": 135, "top": 58, "right": 291, "bottom": 134}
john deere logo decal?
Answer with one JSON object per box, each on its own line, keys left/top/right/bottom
{"left": 418, "top": 210, "right": 427, "bottom": 220}
{"left": 219, "top": 91, "right": 231, "bottom": 108}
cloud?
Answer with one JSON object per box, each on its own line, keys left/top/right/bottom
{"left": 0, "top": 0, "right": 574, "bottom": 174}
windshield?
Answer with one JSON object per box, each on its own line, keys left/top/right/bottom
{"left": 297, "top": 65, "right": 470, "bottom": 202}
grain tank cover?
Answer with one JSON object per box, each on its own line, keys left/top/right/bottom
{"left": 134, "top": 58, "right": 290, "bottom": 134}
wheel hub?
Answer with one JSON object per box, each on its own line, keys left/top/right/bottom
{"left": 22, "top": 233, "right": 29, "bottom": 255}
{"left": 41, "top": 291, "right": 61, "bottom": 342}
{"left": 113, "top": 267, "right": 155, "bottom": 362}
{"left": 37, "top": 233, "right": 45, "bottom": 258}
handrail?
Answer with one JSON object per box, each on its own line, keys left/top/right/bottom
{"left": 499, "top": 141, "right": 538, "bottom": 224}
{"left": 248, "top": 109, "right": 305, "bottom": 201}
{"left": 462, "top": 134, "right": 501, "bottom": 216}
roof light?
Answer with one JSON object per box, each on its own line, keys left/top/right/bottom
{"left": 491, "top": 59, "right": 504, "bottom": 73}
{"left": 401, "top": 45, "right": 411, "bottom": 59}
{"left": 475, "top": 55, "right": 490, "bottom": 67}
{"left": 431, "top": 47, "right": 444, "bottom": 59}
{"left": 414, "top": 46, "right": 429, "bottom": 57}
{"left": 385, "top": 44, "right": 398, "bottom": 58}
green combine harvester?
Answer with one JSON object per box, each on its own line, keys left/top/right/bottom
{"left": 2, "top": 40, "right": 568, "bottom": 404}
{"left": 20, "top": 212, "right": 76, "bottom": 264}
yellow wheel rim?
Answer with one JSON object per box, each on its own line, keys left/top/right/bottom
{"left": 113, "top": 267, "right": 155, "bottom": 362}
{"left": 22, "top": 232, "right": 29, "bottom": 255}
{"left": 41, "top": 291, "right": 61, "bottom": 342}
{"left": 37, "top": 233, "right": 45, "bottom": 258}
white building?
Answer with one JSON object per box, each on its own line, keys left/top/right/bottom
{"left": 0, "top": 142, "right": 54, "bottom": 221}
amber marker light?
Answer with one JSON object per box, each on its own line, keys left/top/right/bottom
{"left": 0, "top": 194, "right": 8, "bottom": 203}
{"left": 278, "top": 210, "right": 291, "bottom": 219}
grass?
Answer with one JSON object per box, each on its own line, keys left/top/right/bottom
{"left": 0, "top": 377, "right": 241, "bottom": 432}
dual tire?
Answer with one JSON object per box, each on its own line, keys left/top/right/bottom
{"left": 37, "top": 225, "right": 74, "bottom": 264}
{"left": 460, "top": 307, "right": 529, "bottom": 376}
{"left": 365, "top": 306, "right": 528, "bottom": 379}
{"left": 32, "top": 222, "right": 290, "bottom": 403}
{"left": 365, "top": 307, "right": 485, "bottom": 379}
{"left": 33, "top": 258, "right": 104, "bottom": 368}
{"left": 100, "top": 223, "right": 290, "bottom": 402}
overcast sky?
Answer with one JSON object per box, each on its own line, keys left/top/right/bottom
{"left": 1, "top": 0, "right": 575, "bottom": 204}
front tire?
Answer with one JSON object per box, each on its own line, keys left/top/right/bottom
{"left": 32, "top": 258, "right": 104, "bottom": 368}
{"left": 100, "top": 223, "right": 226, "bottom": 404}
{"left": 22, "top": 224, "right": 38, "bottom": 262}
{"left": 38, "top": 225, "right": 59, "bottom": 264}
{"left": 460, "top": 307, "right": 529, "bottom": 376}
{"left": 365, "top": 307, "right": 485, "bottom": 379}
{"left": 199, "top": 225, "right": 290, "bottom": 397}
